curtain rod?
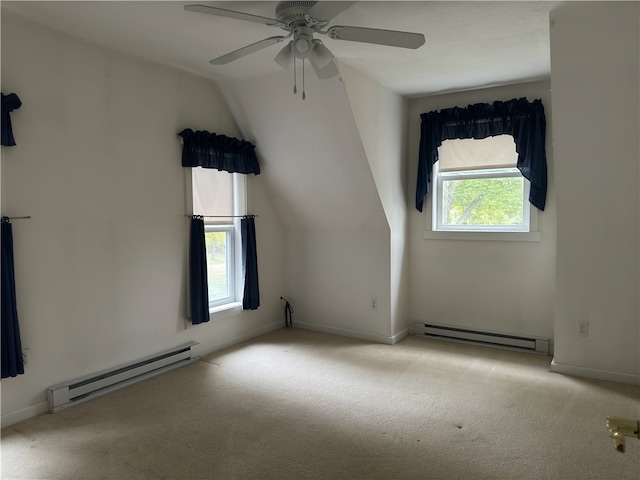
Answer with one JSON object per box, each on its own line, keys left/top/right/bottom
{"left": 185, "top": 214, "right": 257, "bottom": 218}
{"left": 2, "top": 216, "right": 31, "bottom": 220}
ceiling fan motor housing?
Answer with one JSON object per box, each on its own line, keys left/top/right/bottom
{"left": 275, "top": 1, "right": 319, "bottom": 27}
{"left": 292, "top": 26, "right": 314, "bottom": 58}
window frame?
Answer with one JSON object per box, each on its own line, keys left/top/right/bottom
{"left": 204, "top": 224, "right": 236, "bottom": 309}
{"left": 425, "top": 139, "right": 540, "bottom": 242}
{"left": 432, "top": 163, "right": 531, "bottom": 233}
{"left": 189, "top": 169, "right": 247, "bottom": 315}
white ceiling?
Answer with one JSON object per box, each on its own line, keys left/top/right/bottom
{"left": 2, "top": 1, "right": 559, "bottom": 96}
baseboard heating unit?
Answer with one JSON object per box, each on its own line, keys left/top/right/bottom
{"left": 415, "top": 323, "right": 549, "bottom": 355}
{"left": 47, "top": 342, "right": 199, "bottom": 413}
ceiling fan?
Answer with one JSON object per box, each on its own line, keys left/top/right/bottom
{"left": 185, "top": 1, "right": 426, "bottom": 97}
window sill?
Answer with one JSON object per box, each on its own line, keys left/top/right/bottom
{"left": 424, "top": 230, "right": 541, "bottom": 242}
{"left": 208, "top": 302, "right": 243, "bottom": 321}
{"left": 210, "top": 301, "right": 242, "bottom": 314}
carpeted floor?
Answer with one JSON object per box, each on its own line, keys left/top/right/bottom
{"left": 1, "top": 328, "right": 639, "bottom": 479}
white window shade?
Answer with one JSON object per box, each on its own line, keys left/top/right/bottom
{"left": 438, "top": 135, "right": 518, "bottom": 172}
{"left": 192, "top": 168, "right": 233, "bottom": 223}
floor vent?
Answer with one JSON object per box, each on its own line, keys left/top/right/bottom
{"left": 47, "top": 342, "right": 199, "bottom": 413}
{"left": 415, "top": 323, "right": 549, "bottom": 355}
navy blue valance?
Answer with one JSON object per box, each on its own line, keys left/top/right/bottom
{"left": 416, "top": 97, "right": 547, "bottom": 212}
{"left": 178, "top": 128, "right": 260, "bottom": 175}
{"left": 1, "top": 92, "right": 22, "bottom": 147}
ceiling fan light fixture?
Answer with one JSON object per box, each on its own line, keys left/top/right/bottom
{"left": 311, "top": 58, "right": 340, "bottom": 79}
{"left": 275, "top": 41, "right": 294, "bottom": 70}
{"left": 310, "top": 40, "right": 334, "bottom": 70}
{"left": 290, "top": 26, "right": 314, "bottom": 59}
{"left": 295, "top": 37, "right": 310, "bottom": 53}
{"left": 292, "top": 37, "right": 313, "bottom": 58}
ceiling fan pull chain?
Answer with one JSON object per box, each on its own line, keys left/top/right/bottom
{"left": 293, "top": 57, "right": 297, "bottom": 95}
{"left": 302, "top": 59, "right": 306, "bottom": 100}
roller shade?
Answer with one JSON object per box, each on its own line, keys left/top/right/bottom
{"left": 192, "top": 168, "right": 233, "bottom": 224}
{"left": 438, "top": 135, "right": 518, "bottom": 172}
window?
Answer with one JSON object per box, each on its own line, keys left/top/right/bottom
{"left": 205, "top": 225, "right": 235, "bottom": 307}
{"left": 431, "top": 135, "right": 535, "bottom": 234}
{"left": 191, "top": 167, "right": 245, "bottom": 310}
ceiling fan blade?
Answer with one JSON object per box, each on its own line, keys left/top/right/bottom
{"left": 185, "top": 4, "right": 283, "bottom": 26}
{"left": 310, "top": 58, "right": 340, "bottom": 79}
{"left": 327, "top": 25, "right": 425, "bottom": 49}
{"left": 307, "top": 1, "right": 357, "bottom": 22}
{"left": 210, "top": 36, "right": 286, "bottom": 65}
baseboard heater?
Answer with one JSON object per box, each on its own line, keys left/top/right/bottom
{"left": 47, "top": 342, "right": 199, "bottom": 413}
{"left": 415, "top": 323, "right": 549, "bottom": 354}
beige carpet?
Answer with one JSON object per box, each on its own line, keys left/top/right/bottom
{"left": 1, "top": 328, "right": 639, "bottom": 480}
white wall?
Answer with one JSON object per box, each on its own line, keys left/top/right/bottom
{"left": 0, "top": 12, "right": 285, "bottom": 425}
{"left": 407, "top": 81, "right": 557, "bottom": 340}
{"left": 339, "top": 63, "right": 409, "bottom": 339}
{"left": 220, "top": 72, "right": 387, "bottom": 232}
{"left": 285, "top": 228, "right": 392, "bottom": 342}
{"left": 550, "top": 2, "right": 640, "bottom": 383}
{"left": 218, "top": 69, "right": 394, "bottom": 342}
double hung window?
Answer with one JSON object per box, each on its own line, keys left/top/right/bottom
{"left": 191, "top": 167, "right": 245, "bottom": 309}
{"left": 204, "top": 225, "right": 235, "bottom": 307}
{"left": 432, "top": 135, "right": 533, "bottom": 233}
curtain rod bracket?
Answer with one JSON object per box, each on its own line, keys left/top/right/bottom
{"left": 2, "top": 216, "right": 31, "bottom": 222}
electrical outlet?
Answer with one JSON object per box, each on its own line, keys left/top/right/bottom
{"left": 22, "top": 348, "right": 30, "bottom": 366}
{"left": 371, "top": 298, "right": 378, "bottom": 310}
{"left": 577, "top": 321, "right": 589, "bottom": 337}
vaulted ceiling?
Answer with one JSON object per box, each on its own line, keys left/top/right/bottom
{"left": 2, "top": 1, "right": 559, "bottom": 231}
{"left": 3, "top": 1, "right": 558, "bottom": 96}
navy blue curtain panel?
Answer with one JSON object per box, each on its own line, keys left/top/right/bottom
{"left": 241, "top": 216, "right": 260, "bottom": 310}
{"left": 1, "top": 92, "right": 22, "bottom": 146}
{"left": 1, "top": 218, "right": 24, "bottom": 378}
{"left": 189, "top": 216, "right": 210, "bottom": 325}
{"left": 416, "top": 97, "right": 547, "bottom": 212}
{"left": 178, "top": 129, "right": 260, "bottom": 174}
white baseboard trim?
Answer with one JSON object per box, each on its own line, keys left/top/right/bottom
{"left": 295, "top": 321, "right": 404, "bottom": 345}
{"left": 1, "top": 400, "right": 49, "bottom": 429}
{"left": 550, "top": 358, "right": 640, "bottom": 385}
{"left": 2, "top": 322, "right": 284, "bottom": 429}
{"left": 390, "top": 328, "right": 409, "bottom": 344}
{"left": 197, "top": 321, "right": 284, "bottom": 357}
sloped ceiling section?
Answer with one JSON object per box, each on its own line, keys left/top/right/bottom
{"left": 1, "top": 1, "right": 557, "bottom": 97}
{"left": 0, "top": 0, "right": 556, "bottom": 232}
{"left": 220, "top": 70, "right": 387, "bottom": 231}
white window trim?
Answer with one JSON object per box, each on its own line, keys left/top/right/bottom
{"left": 231, "top": 173, "right": 247, "bottom": 311}
{"left": 209, "top": 301, "right": 243, "bottom": 314}
{"left": 204, "top": 224, "right": 236, "bottom": 309}
{"left": 211, "top": 173, "right": 247, "bottom": 314}
{"left": 426, "top": 162, "right": 540, "bottom": 242}
{"left": 424, "top": 230, "right": 540, "bottom": 242}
